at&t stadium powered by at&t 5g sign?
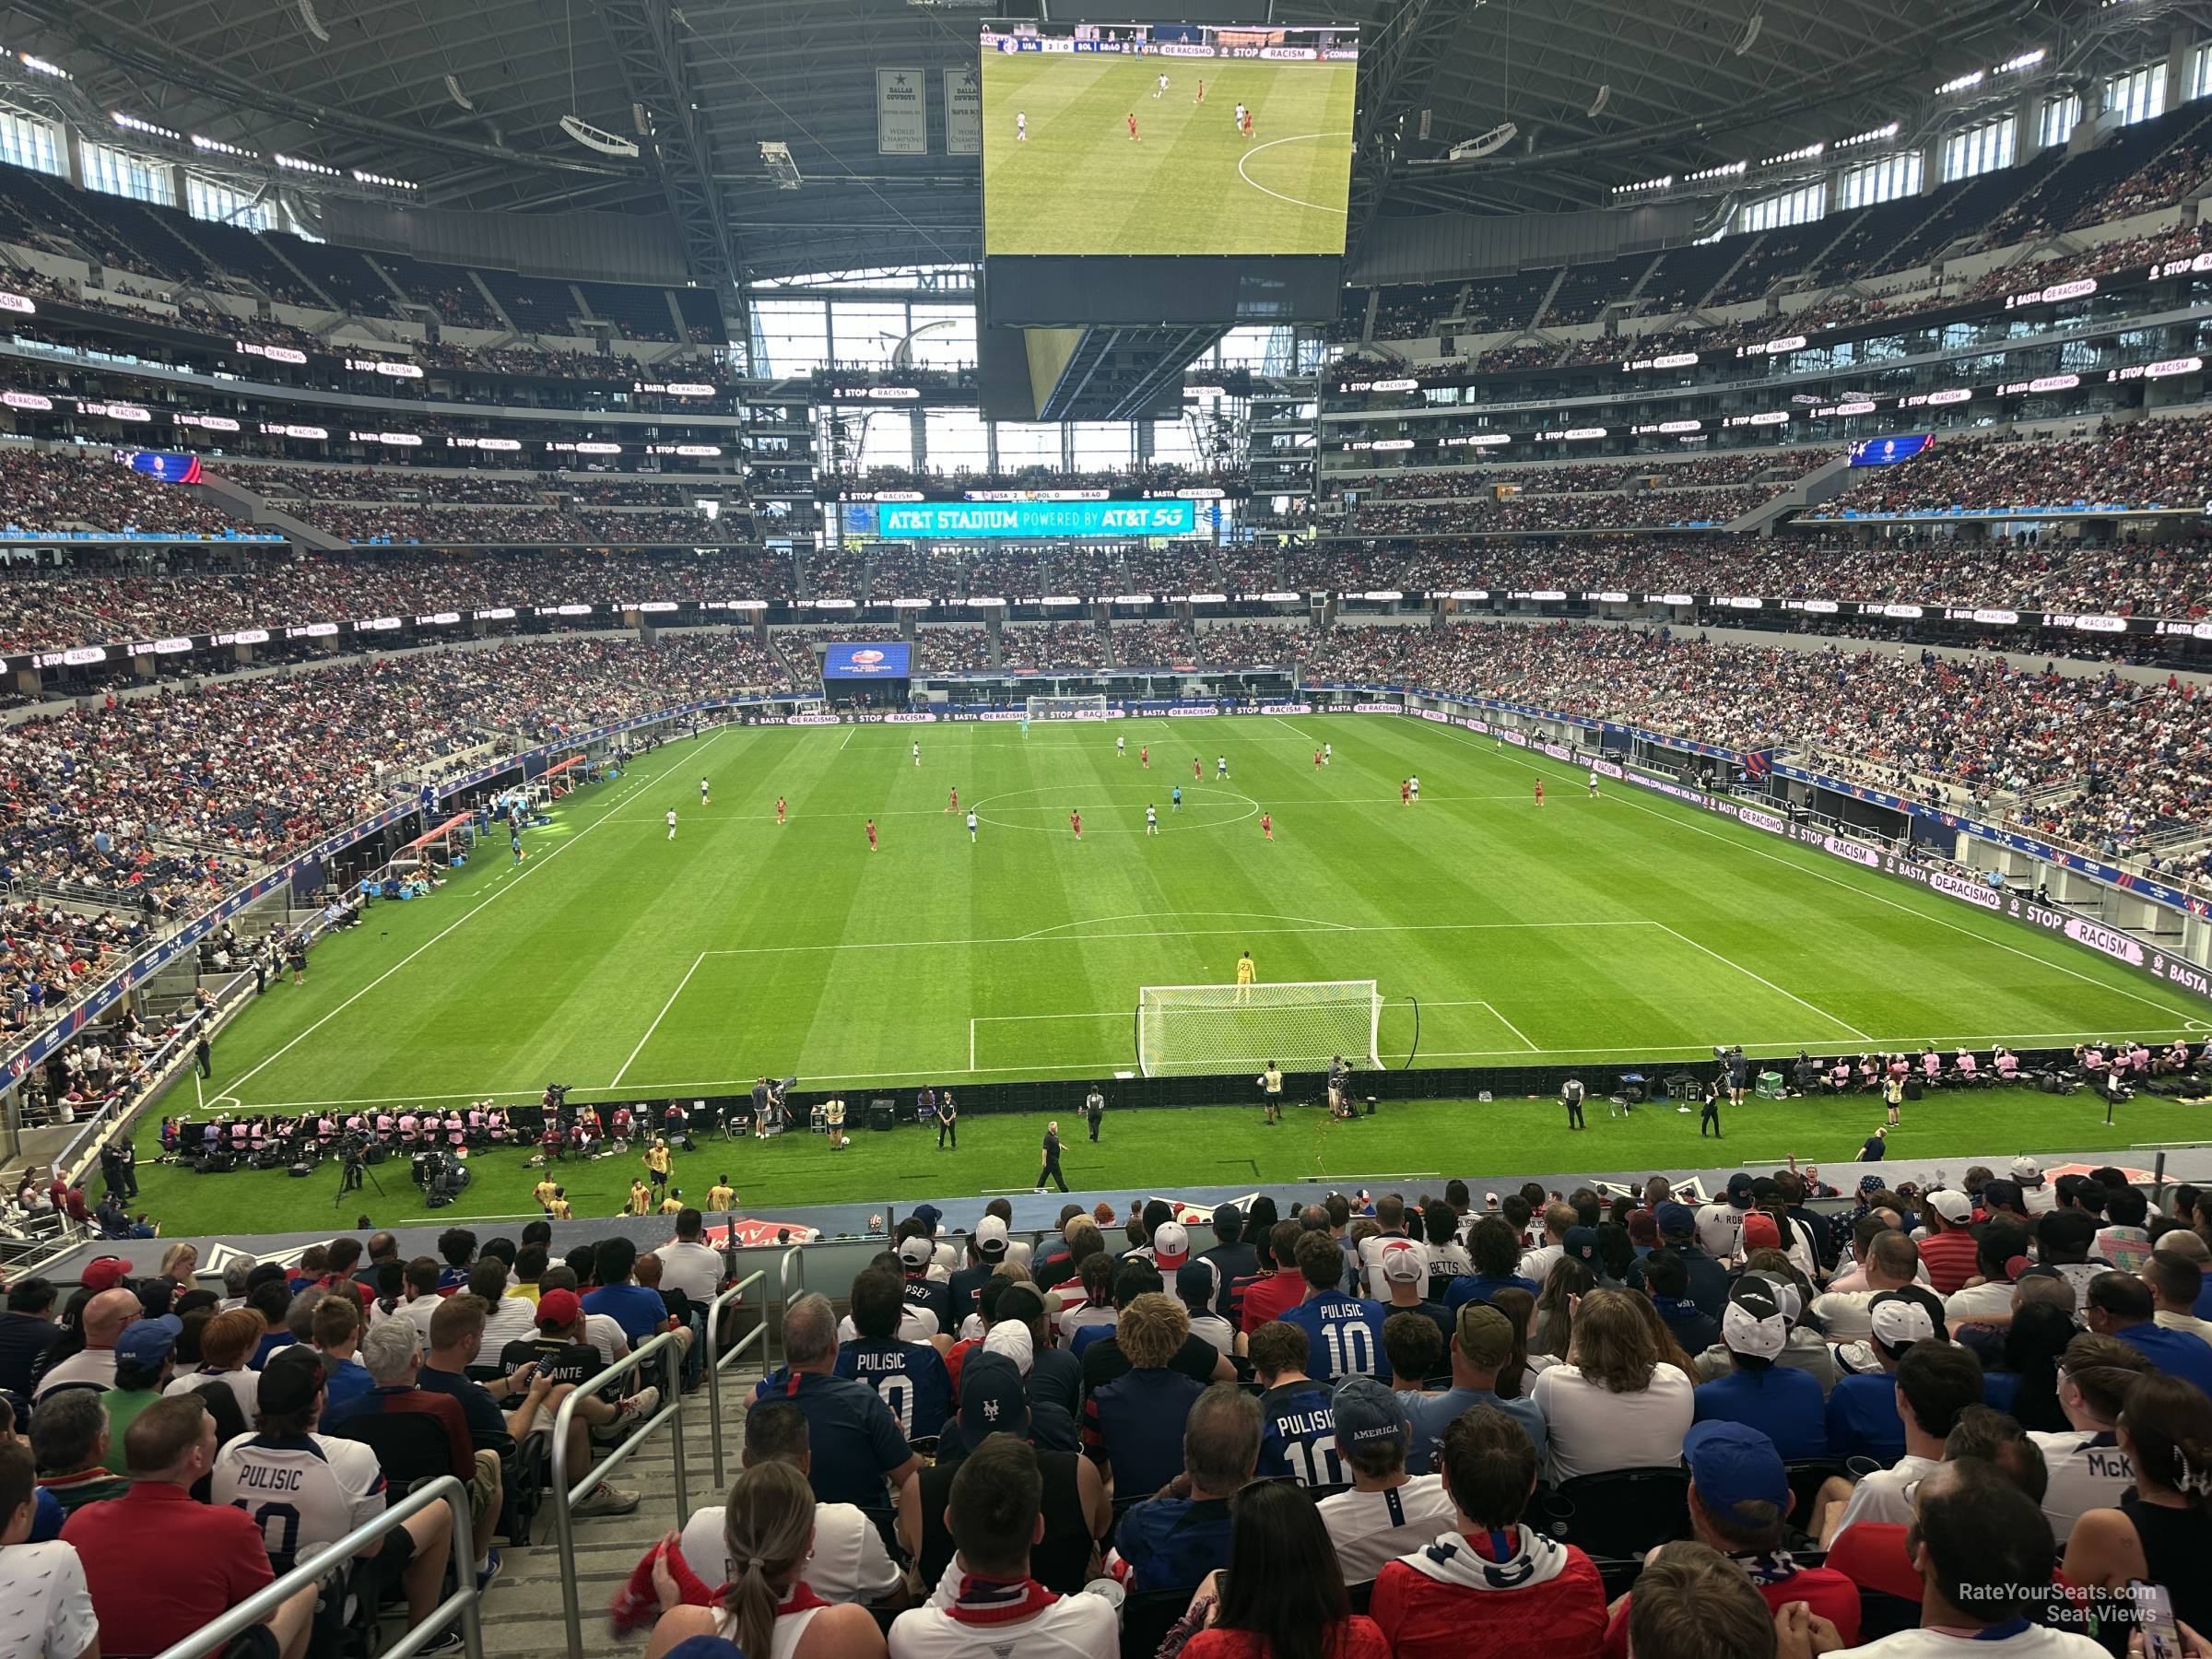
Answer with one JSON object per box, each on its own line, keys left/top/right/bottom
{"left": 877, "top": 499, "right": 1198, "bottom": 539}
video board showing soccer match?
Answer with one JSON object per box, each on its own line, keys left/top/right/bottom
{"left": 981, "top": 22, "right": 1359, "bottom": 258}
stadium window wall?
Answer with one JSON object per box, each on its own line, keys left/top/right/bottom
{"left": 2038, "top": 91, "right": 2083, "bottom": 148}
{"left": 749, "top": 299, "right": 831, "bottom": 377}
{"left": 2195, "top": 42, "right": 2212, "bottom": 102}
{"left": 1739, "top": 181, "right": 1825, "bottom": 234}
{"left": 1940, "top": 117, "right": 2015, "bottom": 183}
{"left": 1145, "top": 418, "right": 1201, "bottom": 470}
{"left": 1839, "top": 150, "right": 1926, "bottom": 207}
{"left": 185, "top": 175, "right": 276, "bottom": 231}
{"left": 0, "top": 108, "right": 62, "bottom": 177}
{"left": 1071, "top": 422, "right": 1133, "bottom": 471}
{"left": 2104, "top": 63, "right": 2167, "bottom": 127}
{"left": 906, "top": 304, "right": 977, "bottom": 369}
{"left": 826, "top": 300, "right": 910, "bottom": 370}
{"left": 923, "top": 408, "right": 989, "bottom": 475}
{"left": 80, "top": 142, "right": 175, "bottom": 206}
{"left": 991, "top": 421, "right": 1063, "bottom": 472}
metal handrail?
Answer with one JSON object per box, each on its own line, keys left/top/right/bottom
{"left": 775, "top": 1241, "right": 806, "bottom": 1368}
{"left": 705, "top": 1268, "right": 768, "bottom": 1488}
{"left": 151, "top": 1472, "right": 480, "bottom": 1659}
{"left": 549, "top": 1325, "right": 688, "bottom": 1659}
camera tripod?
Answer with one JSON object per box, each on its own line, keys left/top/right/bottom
{"left": 335, "top": 1155, "right": 383, "bottom": 1207}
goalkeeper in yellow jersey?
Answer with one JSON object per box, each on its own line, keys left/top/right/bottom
{"left": 1235, "top": 949, "right": 1255, "bottom": 1006}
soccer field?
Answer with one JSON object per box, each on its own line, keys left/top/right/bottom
{"left": 981, "top": 53, "right": 1355, "bottom": 255}
{"left": 127, "top": 711, "right": 2212, "bottom": 1234}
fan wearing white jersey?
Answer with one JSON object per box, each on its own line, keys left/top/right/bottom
{"left": 643, "top": 1460, "right": 887, "bottom": 1659}
{"left": 889, "top": 1435, "right": 1122, "bottom": 1659}
{"left": 210, "top": 1348, "right": 459, "bottom": 1642}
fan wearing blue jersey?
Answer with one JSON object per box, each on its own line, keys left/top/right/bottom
{"left": 836, "top": 1266, "right": 952, "bottom": 1439}
{"left": 1082, "top": 1293, "right": 1206, "bottom": 1498}
{"left": 1279, "top": 1230, "right": 1389, "bottom": 1384}
{"left": 210, "top": 1348, "right": 460, "bottom": 1644}
{"left": 1247, "top": 1319, "right": 1343, "bottom": 1488}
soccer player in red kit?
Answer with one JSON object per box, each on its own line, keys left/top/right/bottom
{"left": 1195, "top": 78, "right": 1206, "bottom": 102}
{"left": 1127, "top": 112, "right": 1139, "bottom": 141}
{"left": 1534, "top": 781, "right": 1545, "bottom": 807}
{"left": 1140, "top": 745, "right": 1149, "bottom": 769}
{"left": 1194, "top": 757, "right": 1203, "bottom": 780}
{"left": 1261, "top": 813, "right": 1273, "bottom": 841}
{"left": 947, "top": 786, "right": 958, "bottom": 814}
{"left": 866, "top": 818, "right": 878, "bottom": 851}
{"left": 1401, "top": 779, "right": 1411, "bottom": 806}
{"left": 1241, "top": 108, "right": 1253, "bottom": 137}
{"left": 1070, "top": 809, "right": 1082, "bottom": 839}
{"left": 1313, "top": 748, "right": 1323, "bottom": 770}
{"left": 775, "top": 796, "right": 786, "bottom": 825}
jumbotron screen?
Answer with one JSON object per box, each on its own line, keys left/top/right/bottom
{"left": 980, "top": 22, "right": 1359, "bottom": 258}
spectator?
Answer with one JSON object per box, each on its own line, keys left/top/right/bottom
{"left": 395, "top": 1256, "right": 445, "bottom": 1342}
{"left": 1405, "top": 1300, "right": 1548, "bottom": 1476}
{"left": 1445, "top": 1217, "right": 1539, "bottom": 1312}
{"left": 1178, "top": 1477, "right": 1389, "bottom": 1659}
{"left": 97, "top": 1318, "right": 179, "bottom": 1471}
{"left": 1829, "top": 1289, "right": 1949, "bottom": 1462}
{"left": 27, "top": 1391, "right": 127, "bottom": 1523}
{"left": 1081, "top": 1263, "right": 1233, "bottom": 1393}
{"left": 888, "top": 1436, "right": 1117, "bottom": 1659}
{"left": 2062, "top": 1371, "right": 2212, "bottom": 1639}
{"left": 660, "top": 1206, "right": 726, "bottom": 1309}
{"left": 1200, "top": 1204, "right": 1258, "bottom": 1321}
{"left": 1315, "top": 1373, "right": 1458, "bottom": 1584}
{"left": 1692, "top": 1277, "right": 1828, "bottom": 1459}
{"left": 504, "top": 1288, "right": 656, "bottom": 1516}
{"left": 1376, "top": 1238, "right": 1453, "bottom": 1347}
{"left": 898, "top": 1352, "right": 1105, "bottom": 1594}
{"left": 1944, "top": 1222, "right": 2032, "bottom": 1327}
{"left": 2148, "top": 1252, "right": 2212, "bottom": 1343}
{"left": 1369, "top": 1406, "right": 1607, "bottom": 1659}
{"left": 162, "top": 1305, "right": 265, "bottom": 1422}
{"left": 311, "top": 1290, "right": 374, "bottom": 1425}
{"left": 468, "top": 1260, "right": 535, "bottom": 1354}
{"left": 421, "top": 1292, "right": 552, "bottom": 1461}
{"left": 2085, "top": 1271, "right": 2212, "bottom": 1395}
{"left": 1917, "top": 1190, "right": 1983, "bottom": 1298}
{"left": 1639, "top": 1250, "right": 1719, "bottom": 1354}
{"left": 1813, "top": 1231, "right": 1923, "bottom": 1342}
{"left": 1821, "top": 1341, "right": 1985, "bottom": 1541}
{"left": 1241, "top": 1221, "right": 1312, "bottom": 1333}
{"left": 1622, "top": 1540, "right": 1809, "bottom": 1659}
{"left": 0, "top": 1436, "right": 97, "bottom": 1659}
{"left": 64, "top": 1394, "right": 318, "bottom": 1659}
{"left": 436, "top": 1229, "right": 477, "bottom": 1291}
{"left": 1179, "top": 1260, "right": 1238, "bottom": 1358}
{"left": 1083, "top": 1292, "right": 1206, "bottom": 1497}
{"left": 33, "top": 1288, "right": 138, "bottom": 1400}
{"left": 0, "top": 1278, "right": 59, "bottom": 1398}
{"left": 688, "top": 1398, "right": 904, "bottom": 1605}
{"left": 837, "top": 1267, "right": 953, "bottom": 1441}
{"left": 1250, "top": 1320, "right": 1341, "bottom": 1487}
{"left": 2030, "top": 1334, "right": 2152, "bottom": 1545}
{"left": 1531, "top": 1288, "right": 1693, "bottom": 1481}
{"left": 749, "top": 1293, "right": 919, "bottom": 1512}
{"left": 643, "top": 1458, "right": 888, "bottom": 1659}
{"left": 1107, "top": 1382, "right": 1259, "bottom": 1593}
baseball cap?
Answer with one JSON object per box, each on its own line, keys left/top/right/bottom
{"left": 1739, "top": 1213, "right": 1781, "bottom": 1253}
{"left": 117, "top": 1316, "right": 182, "bottom": 1368}
{"left": 1211, "top": 1203, "right": 1242, "bottom": 1236}
{"left": 1331, "top": 1373, "right": 1410, "bottom": 1452}
{"left": 1683, "top": 1420, "right": 1789, "bottom": 1513}
{"left": 1982, "top": 1179, "right": 2025, "bottom": 1214}
{"left": 1379, "top": 1239, "right": 1427, "bottom": 1286}
{"left": 1561, "top": 1226, "right": 1598, "bottom": 1268}
{"left": 1721, "top": 1278, "right": 1787, "bottom": 1360}
{"left": 982, "top": 1318, "right": 1034, "bottom": 1375}
{"left": 535, "top": 1288, "right": 582, "bottom": 1331}
{"left": 1453, "top": 1301, "right": 1514, "bottom": 1371}
{"left": 1150, "top": 1221, "right": 1191, "bottom": 1269}
{"left": 952, "top": 1351, "right": 1030, "bottom": 1451}
{"left": 1745, "top": 1270, "right": 1805, "bottom": 1327}
{"left": 1654, "top": 1202, "right": 1697, "bottom": 1238}
{"left": 81, "top": 1257, "right": 132, "bottom": 1293}
{"left": 1627, "top": 1210, "right": 1658, "bottom": 1247}
{"left": 2011, "top": 1156, "right": 2042, "bottom": 1180}
{"left": 1725, "top": 1173, "right": 1755, "bottom": 1210}
{"left": 1925, "top": 1189, "right": 1972, "bottom": 1224}
{"left": 1858, "top": 1175, "right": 1886, "bottom": 1195}
{"left": 1175, "top": 1261, "right": 1217, "bottom": 1306}
{"left": 1869, "top": 1288, "right": 1945, "bottom": 1351}
{"left": 975, "top": 1216, "right": 1010, "bottom": 1259}
{"left": 258, "top": 1347, "right": 327, "bottom": 1416}
{"left": 912, "top": 1204, "right": 943, "bottom": 1232}
{"left": 897, "top": 1234, "right": 935, "bottom": 1268}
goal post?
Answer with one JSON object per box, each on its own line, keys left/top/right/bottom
{"left": 1135, "top": 981, "right": 1383, "bottom": 1077}
{"left": 1024, "top": 694, "right": 1110, "bottom": 721}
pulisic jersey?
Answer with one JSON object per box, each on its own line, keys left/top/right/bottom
{"left": 210, "top": 1432, "right": 386, "bottom": 1572}
{"left": 1279, "top": 1292, "right": 1389, "bottom": 1382}
{"left": 1256, "top": 1378, "right": 1342, "bottom": 1487}
{"left": 836, "top": 1338, "right": 953, "bottom": 1439}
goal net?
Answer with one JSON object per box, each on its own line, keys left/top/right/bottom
{"left": 1024, "top": 694, "right": 1110, "bottom": 721}
{"left": 1136, "top": 981, "right": 1383, "bottom": 1077}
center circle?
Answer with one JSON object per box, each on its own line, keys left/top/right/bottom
{"left": 967, "top": 783, "right": 1261, "bottom": 835}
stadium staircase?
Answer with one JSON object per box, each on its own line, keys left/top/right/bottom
{"left": 1724, "top": 454, "right": 1853, "bottom": 534}
{"left": 197, "top": 473, "right": 346, "bottom": 552}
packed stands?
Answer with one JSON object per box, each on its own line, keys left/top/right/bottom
{"left": 0, "top": 449, "right": 255, "bottom": 539}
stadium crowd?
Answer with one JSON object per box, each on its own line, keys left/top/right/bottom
{"left": 0, "top": 449, "right": 258, "bottom": 540}
{"left": 1812, "top": 418, "right": 2212, "bottom": 518}
{"left": 1345, "top": 486, "right": 1788, "bottom": 536}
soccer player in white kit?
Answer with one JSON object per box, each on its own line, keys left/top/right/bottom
{"left": 700, "top": 777, "right": 710, "bottom": 805}
{"left": 966, "top": 810, "right": 978, "bottom": 842}
{"left": 1156, "top": 72, "right": 1169, "bottom": 98}
{"left": 912, "top": 741, "right": 921, "bottom": 767}
{"left": 1216, "top": 754, "right": 1230, "bottom": 779}
{"left": 666, "top": 808, "right": 677, "bottom": 841}
{"left": 1146, "top": 805, "right": 1158, "bottom": 836}
{"left": 1588, "top": 770, "right": 1601, "bottom": 798}
{"left": 1017, "top": 112, "right": 1027, "bottom": 141}
{"left": 1409, "top": 775, "right": 1420, "bottom": 803}
{"left": 1323, "top": 742, "right": 1332, "bottom": 765}
{"left": 1116, "top": 735, "right": 1125, "bottom": 758}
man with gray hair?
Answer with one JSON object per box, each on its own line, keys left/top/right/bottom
{"left": 324, "top": 1315, "right": 509, "bottom": 1588}
{"left": 749, "top": 1291, "right": 920, "bottom": 1511}
{"left": 29, "top": 1388, "right": 128, "bottom": 1518}
{"left": 218, "top": 1255, "right": 257, "bottom": 1310}
{"left": 1105, "top": 1381, "right": 1260, "bottom": 1591}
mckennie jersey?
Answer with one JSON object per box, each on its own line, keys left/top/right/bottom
{"left": 1256, "top": 1378, "right": 1343, "bottom": 1487}
{"left": 1280, "top": 1292, "right": 1389, "bottom": 1383}
{"left": 836, "top": 1339, "right": 953, "bottom": 1439}
{"left": 210, "top": 1432, "right": 386, "bottom": 1572}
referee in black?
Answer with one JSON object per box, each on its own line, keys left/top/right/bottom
{"left": 1034, "top": 1120, "right": 1069, "bottom": 1194}
{"left": 1700, "top": 1071, "right": 1724, "bottom": 1138}
{"left": 935, "top": 1090, "right": 958, "bottom": 1149}
{"left": 1561, "top": 1077, "right": 1585, "bottom": 1131}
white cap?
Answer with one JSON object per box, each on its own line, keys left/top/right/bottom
{"left": 1006, "top": 1239, "right": 1034, "bottom": 1270}
{"left": 2011, "top": 1156, "right": 2042, "bottom": 1180}
{"left": 976, "top": 1216, "right": 1010, "bottom": 1258}
{"left": 1925, "top": 1189, "right": 1972, "bottom": 1224}
{"left": 898, "top": 1234, "right": 934, "bottom": 1267}
{"left": 1151, "top": 1221, "right": 1190, "bottom": 1266}
{"left": 1379, "top": 1239, "right": 1427, "bottom": 1285}
{"left": 982, "top": 1318, "right": 1034, "bottom": 1375}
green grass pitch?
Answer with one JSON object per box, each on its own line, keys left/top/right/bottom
{"left": 130, "top": 713, "right": 2212, "bottom": 1236}
{"left": 980, "top": 53, "right": 1355, "bottom": 255}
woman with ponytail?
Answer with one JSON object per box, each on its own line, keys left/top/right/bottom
{"left": 2062, "top": 1370, "right": 2212, "bottom": 1637}
{"left": 643, "top": 1462, "right": 886, "bottom": 1659}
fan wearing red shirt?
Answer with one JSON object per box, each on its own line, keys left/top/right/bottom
{"left": 1600, "top": 1421, "right": 1861, "bottom": 1658}
{"left": 1917, "top": 1190, "right": 1983, "bottom": 1297}
{"left": 1238, "top": 1221, "right": 1312, "bottom": 1335}
{"left": 1369, "top": 1405, "right": 1606, "bottom": 1659}
{"left": 1180, "top": 1480, "right": 1388, "bottom": 1659}
{"left": 63, "top": 1393, "right": 318, "bottom": 1659}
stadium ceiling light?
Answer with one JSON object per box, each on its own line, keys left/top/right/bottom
{"left": 1936, "top": 69, "right": 1985, "bottom": 94}
{"left": 1996, "top": 49, "right": 2046, "bottom": 74}
{"left": 275, "top": 152, "right": 339, "bottom": 177}
{"left": 112, "top": 112, "right": 181, "bottom": 141}
{"left": 192, "top": 135, "right": 258, "bottom": 158}
{"left": 1685, "top": 159, "right": 1748, "bottom": 181}
{"left": 1836, "top": 123, "right": 1898, "bottom": 149}
{"left": 351, "top": 169, "right": 417, "bottom": 189}
{"left": 1611, "top": 173, "right": 1672, "bottom": 194}
{"left": 1760, "top": 141, "right": 1824, "bottom": 166}
{"left": 18, "top": 53, "right": 69, "bottom": 78}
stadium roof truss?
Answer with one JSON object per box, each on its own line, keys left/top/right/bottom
{"left": 0, "top": 0, "right": 2169, "bottom": 282}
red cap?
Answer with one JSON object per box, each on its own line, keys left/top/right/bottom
{"left": 535, "top": 1288, "right": 582, "bottom": 1331}
{"left": 1739, "top": 1214, "right": 1782, "bottom": 1252}
{"left": 81, "top": 1257, "right": 133, "bottom": 1293}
